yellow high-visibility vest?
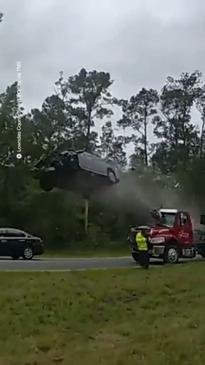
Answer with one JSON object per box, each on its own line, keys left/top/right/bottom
{"left": 136, "top": 232, "right": 148, "bottom": 251}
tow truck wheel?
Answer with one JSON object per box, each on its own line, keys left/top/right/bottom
{"left": 132, "top": 253, "right": 138, "bottom": 262}
{"left": 198, "top": 247, "right": 205, "bottom": 258}
{"left": 164, "top": 245, "right": 179, "bottom": 264}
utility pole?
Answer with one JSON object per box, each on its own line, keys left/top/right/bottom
{"left": 84, "top": 198, "right": 89, "bottom": 234}
{"left": 83, "top": 193, "right": 90, "bottom": 235}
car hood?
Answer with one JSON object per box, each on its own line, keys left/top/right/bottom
{"left": 27, "top": 235, "right": 42, "bottom": 241}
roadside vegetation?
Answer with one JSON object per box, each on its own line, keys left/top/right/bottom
{"left": 1, "top": 263, "right": 205, "bottom": 364}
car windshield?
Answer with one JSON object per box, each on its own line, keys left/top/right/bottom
{"left": 160, "top": 213, "right": 176, "bottom": 227}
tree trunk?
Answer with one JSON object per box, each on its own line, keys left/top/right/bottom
{"left": 85, "top": 109, "right": 92, "bottom": 151}
{"left": 200, "top": 113, "right": 205, "bottom": 159}
{"left": 144, "top": 110, "right": 148, "bottom": 167}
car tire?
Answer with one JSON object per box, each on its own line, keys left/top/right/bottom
{"left": 40, "top": 173, "right": 55, "bottom": 192}
{"left": 23, "top": 247, "right": 33, "bottom": 260}
{"left": 107, "top": 168, "right": 117, "bottom": 184}
{"left": 164, "top": 245, "right": 179, "bottom": 264}
{"left": 198, "top": 245, "right": 205, "bottom": 258}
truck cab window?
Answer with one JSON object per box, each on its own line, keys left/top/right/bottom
{"left": 160, "top": 213, "right": 176, "bottom": 227}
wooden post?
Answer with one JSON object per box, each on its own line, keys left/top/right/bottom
{"left": 84, "top": 198, "right": 89, "bottom": 234}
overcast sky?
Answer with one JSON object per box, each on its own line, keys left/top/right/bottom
{"left": 1, "top": 0, "right": 205, "bottom": 112}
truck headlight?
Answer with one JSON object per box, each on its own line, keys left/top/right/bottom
{"left": 151, "top": 237, "right": 165, "bottom": 244}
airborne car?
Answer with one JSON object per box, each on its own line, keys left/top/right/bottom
{"left": 33, "top": 150, "right": 120, "bottom": 193}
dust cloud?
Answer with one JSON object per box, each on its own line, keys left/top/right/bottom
{"left": 92, "top": 171, "right": 203, "bottom": 229}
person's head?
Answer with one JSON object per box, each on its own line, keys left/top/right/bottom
{"left": 140, "top": 227, "right": 149, "bottom": 237}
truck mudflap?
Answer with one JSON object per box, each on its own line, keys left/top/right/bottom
{"left": 181, "top": 247, "right": 196, "bottom": 258}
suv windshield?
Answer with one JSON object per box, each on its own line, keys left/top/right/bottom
{"left": 160, "top": 213, "right": 176, "bottom": 227}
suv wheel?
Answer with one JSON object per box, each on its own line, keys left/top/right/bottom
{"left": 23, "top": 247, "right": 33, "bottom": 260}
{"left": 107, "top": 169, "right": 117, "bottom": 184}
{"left": 40, "top": 172, "right": 55, "bottom": 192}
{"left": 164, "top": 245, "right": 179, "bottom": 264}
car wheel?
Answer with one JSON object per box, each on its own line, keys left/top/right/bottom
{"left": 23, "top": 247, "right": 33, "bottom": 260}
{"left": 40, "top": 173, "right": 54, "bottom": 192}
{"left": 164, "top": 245, "right": 179, "bottom": 264}
{"left": 107, "top": 168, "right": 117, "bottom": 184}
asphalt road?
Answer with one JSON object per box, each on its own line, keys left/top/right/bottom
{"left": 0, "top": 255, "right": 203, "bottom": 271}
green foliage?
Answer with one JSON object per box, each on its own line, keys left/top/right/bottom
{"left": 55, "top": 68, "right": 113, "bottom": 152}
{"left": 152, "top": 71, "right": 202, "bottom": 172}
{"left": 100, "top": 121, "right": 127, "bottom": 167}
{"left": 118, "top": 88, "right": 159, "bottom": 166}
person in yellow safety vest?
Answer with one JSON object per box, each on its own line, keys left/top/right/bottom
{"left": 136, "top": 227, "right": 150, "bottom": 269}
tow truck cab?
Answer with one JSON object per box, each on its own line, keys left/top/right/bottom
{"left": 149, "top": 209, "right": 196, "bottom": 263}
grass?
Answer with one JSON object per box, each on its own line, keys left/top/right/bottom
{"left": 43, "top": 247, "right": 128, "bottom": 258}
{"left": 1, "top": 263, "right": 205, "bottom": 364}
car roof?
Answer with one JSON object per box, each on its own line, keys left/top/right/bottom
{"left": 0, "top": 228, "right": 26, "bottom": 233}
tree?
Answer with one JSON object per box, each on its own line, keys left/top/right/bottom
{"left": 0, "top": 83, "right": 32, "bottom": 222}
{"left": 118, "top": 88, "right": 159, "bottom": 166}
{"left": 0, "top": 82, "right": 19, "bottom": 166}
{"left": 100, "top": 121, "right": 127, "bottom": 167}
{"left": 55, "top": 69, "right": 113, "bottom": 152}
{"left": 29, "top": 95, "right": 69, "bottom": 157}
{"left": 152, "top": 71, "right": 202, "bottom": 172}
{"left": 196, "top": 85, "right": 205, "bottom": 158}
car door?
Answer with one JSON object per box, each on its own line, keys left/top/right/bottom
{"left": 0, "top": 230, "right": 7, "bottom": 255}
{"left": 79, "top": 152, "right": 106, "bottom": 176}
{"left": 2, "top": 230, "right": 26, "bottom": 256}
{"left": 8, "top": 231, "right": 26, "bottom": 256}
{"left": 2, "top": 230, "right": 16, "bottom": 256}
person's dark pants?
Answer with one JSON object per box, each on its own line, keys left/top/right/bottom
{"left": 138, "top": 251, "right": 149, "bottom": 269}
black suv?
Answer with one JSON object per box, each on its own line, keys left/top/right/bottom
{"left": 33, "top": 150, "right": 120, "bottom": 194}
{"left": 0, "top": 228, "right": 44, "bottom": 260}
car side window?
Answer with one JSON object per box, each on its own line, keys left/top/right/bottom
{"left": 3, "top": 232, "right": 15, "bottom": 237}
{"left": 4, "top": 232, "right": 25, "bottom": 237}
{"left": 16, "top": 232, "right": 26, "bottom": 237}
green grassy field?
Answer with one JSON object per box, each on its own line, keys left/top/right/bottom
{"left": 1, "top": 263, "right": 205, "bottom": 364}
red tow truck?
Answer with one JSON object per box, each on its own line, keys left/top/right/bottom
{"left": 129, "top": 208, "right": 205, "bottom": 264}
